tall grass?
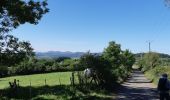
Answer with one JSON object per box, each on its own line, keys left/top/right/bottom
{"left": 145, "top": 66, "right": 170, "bottom": 84}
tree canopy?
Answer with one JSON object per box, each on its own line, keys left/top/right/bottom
{"left": 79, "top": 41, "right": 135, "bottom": 89}
{"left": 0, "top": 0, "right": 49, "bottom": 34}
{"left": 138, "top": 52, "right": 160, "bottom": 72}
{"left": 0, "top": 35, "right": 34, "bottom": 66}
{"left": 0, "top": 0, "right": 49, "bottom": 66}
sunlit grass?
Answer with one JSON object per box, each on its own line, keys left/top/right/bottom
{"left": 0, "top": 72, "right": 72, "bottom": 89}
{"left": 0, "top": 72, "right": 116, "bottom": 100}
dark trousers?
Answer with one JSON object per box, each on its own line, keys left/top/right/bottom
{"left": 160, "top": 93, "right": 169, "bottom": 100}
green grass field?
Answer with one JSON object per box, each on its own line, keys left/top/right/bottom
{"left": 0, "top": 72, "right": 72, "bottom": 89}
{"left": 0, "top": 72, "right": 115, "bottom": 100}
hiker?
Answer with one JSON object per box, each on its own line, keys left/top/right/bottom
{"left": 157, "top": 73, "right": 170, "bottom": 100}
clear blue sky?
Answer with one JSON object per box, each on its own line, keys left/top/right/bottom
{"left": 12, "top": 0, "right": 170, "bottom": 54}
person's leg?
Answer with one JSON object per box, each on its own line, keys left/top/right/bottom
{"left": 160, "top": 93, "right": 165, "bottom": 100}
{"left": 164, "top": 93, "right": 169, "bottom": 100}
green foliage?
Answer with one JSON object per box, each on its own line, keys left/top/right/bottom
{"left": 79, "top": 41, "right": 135, "bottom": 89}
{"left": 0, "top": 35, "right": 34, "bottom": 66}
{"left": 54, "top": 57, "right": 71, "bottom": 62}
{"left": 122, "top": 50, "right": 135, "bottom": 71}
{"left": 0, "top": 0, "right": 49, "bottom": 33}
{"left": 102, "top": 41, "right": 135, "bottom": 81}
{"left": 0, "top": 0, "right": 49, "bottom": 71}
{"left": 103, "top": 41, "right": 122, "bottom": 67}
{"left": 79, "top": 52, "right": 97, "bottom": 69}
{"left": 79, "top": 52, "right": 114, "bottom": 88}
{"left": 137, "top": 52, "right": 170, "bottom": 85}
{"left": 145, "top": 66, "right": 170, "bottom": 84}
{"left": 2, "top": 58, "right": 82, "bottom": 76}
{"left": 138, "top": 52, "right": 160, "bottom": 72}
{"left": 0, "top": 66, "right": 8, "bottom": 77}
{"left": 134, "top": 53, "right": 170, "bottom": 59}
{"left": 0, "top": 72, "right": 115, "bottom": 100}
{"left": 1, "top": 85, "right": 115, "bottom": 100}
{"left": 160, "top": 58, "right": 170, "bottom": 66}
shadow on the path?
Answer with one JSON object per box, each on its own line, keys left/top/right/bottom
{"left": 117, "top": 85, "right": 159, "bottom": 100}
{"left": 128, "top": 81, "right": 152, "bottom": 83}
{"left": 0, "top": 85, "right": 114, "bottom": 100}
{"left": 116, "top": 70, "right": 159, "bottom": 100}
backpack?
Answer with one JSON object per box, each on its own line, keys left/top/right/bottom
{"left": 158, "top": 78, "right": 169, "bottom": 91}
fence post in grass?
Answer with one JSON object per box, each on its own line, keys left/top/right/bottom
{"left": 29, "top": 81, "right": 32, "bottom": 99}
{"left": 59, "top": 77, "right": 61, "bottom": 85}
{"left": 70, "top": 77, "right": 72, "bottom": 85}
{"left": 45, "top": 78, "right": 47, "bottom": 86}
{"left": 72, "top": 72, "right": 75, "bottom": 86}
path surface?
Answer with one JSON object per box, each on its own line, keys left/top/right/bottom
{"left": 117, "top": 70, "right": 159, "bottom": 100}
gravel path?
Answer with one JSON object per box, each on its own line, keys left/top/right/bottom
{"left": 116, "top": 70, "right": 159, "bottom": 100}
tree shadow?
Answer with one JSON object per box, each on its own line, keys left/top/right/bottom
{"left": 0, "top": 85, "right": 114, "bottom": 100}
{"left": 117, "top": 85, "right": 159, "bottom": 100}
{"left": 116, "top": 70, "right": 159, "bottom": 100}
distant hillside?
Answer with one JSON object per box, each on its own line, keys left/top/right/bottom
{"left": 134, "top": 52, "right": 170, "bottom": 58}
{"left": 36, "top": 51, "right": 85, "bottom": 58}
{"left": 36, "top": 51, "right": 170, "bottom": 59}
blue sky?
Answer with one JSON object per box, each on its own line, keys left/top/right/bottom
{"left": 12, "top": 0, "right": 170, "bottom": 54}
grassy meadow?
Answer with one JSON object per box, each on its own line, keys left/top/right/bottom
{"left": 0, "top": 72, "right": 115, "bottom": 100}
{"left": 0, "top": 72, "right": 72, "bottom": 89}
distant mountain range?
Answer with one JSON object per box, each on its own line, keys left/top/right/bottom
{"left": 36, "top": 51, "right": 86, "bottom": 58}
{"left": 36, "top": 51, "right": 170, "bottom": 59}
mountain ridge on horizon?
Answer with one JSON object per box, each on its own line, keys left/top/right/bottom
{"left": 36, "top": 51, "right": 99, "bottom": 58}
{"left": 36, "top": 51, "right": 170, "bottom": 59}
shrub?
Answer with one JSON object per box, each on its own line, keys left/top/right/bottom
{"left": 0, "top": 66, "right": 8, "bottom": 77}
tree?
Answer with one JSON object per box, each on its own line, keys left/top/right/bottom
{"left": 0, "top": 35, "right": 34, "bottom": 66}
{"left": 79, "top": 52, "right": 97, "bottom": 69}
{"left": 102, "top": 41, "right": 135, "bottom": 81}
{"left": 0, "top": 0, "right": 49, "bottom": 34}
{"left": 79, "top": 52, "right": 113, "bottom": 89}
{"left": 103, "top": 41, "right": 122, "bottom": 67}
{"left": 0, "top": 66, "right": 8, "bottom": 77}
{"left": 140, "top": 52, "right": 160, "bottom": 72}
{"left": 121, "top": 50, "right": 135, "bottom": 71}
{"left": 0, "top": 0, "right": 49, "bottom": 66}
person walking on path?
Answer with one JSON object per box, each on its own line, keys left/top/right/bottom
{"left": 157, "top": 73, "right": 170, "bottom": 100}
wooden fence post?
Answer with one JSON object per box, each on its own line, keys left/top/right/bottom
{"left": 59, "top": 77, "right": 61, "bottom": 85}
{"left": 29, "top": 81, "right": 32, "bottom": 99}
{"left": 72, "top": 72, "right": 75, "bottom": 86}
{"left": 45, "top": 78, "right": 47, "bottom": 86}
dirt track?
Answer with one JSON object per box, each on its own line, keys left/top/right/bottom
{"left": 116, "top": 70, "right": 159, "bottom": 100}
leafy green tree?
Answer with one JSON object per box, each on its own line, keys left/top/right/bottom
{"left": 0, "top": 66, "right": 8, "bottom": 77}
{"left": 54, "top": 57, "right": 71, "bottom": 62}
{"left": 0, "top": 35, "right": 34, "bottom": 66}
{"left": 0, "top": 0, "right": 49, "bottom": 34}
{"left": 121, "top": 50, "right": 135, "bottom": 71}
{"left": 140, "top": 52, "right": 160, "bottom": 72}
{"left": 0, "top": 0, "right": 49, "bottom": 67}
{"left": 102, "top": 41, "right": 122, "bottom": 79}
{"left": 79, "top": 52, "right": 97, "bottom": 69}
{"left": 102, "top": 41, "right": 135, "bottom": 81}
{"left": 103, "top": 41, "right": 122, "bottom": 67}
{"left": 79, "top": 52, "right": 113, "bottom": 89}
